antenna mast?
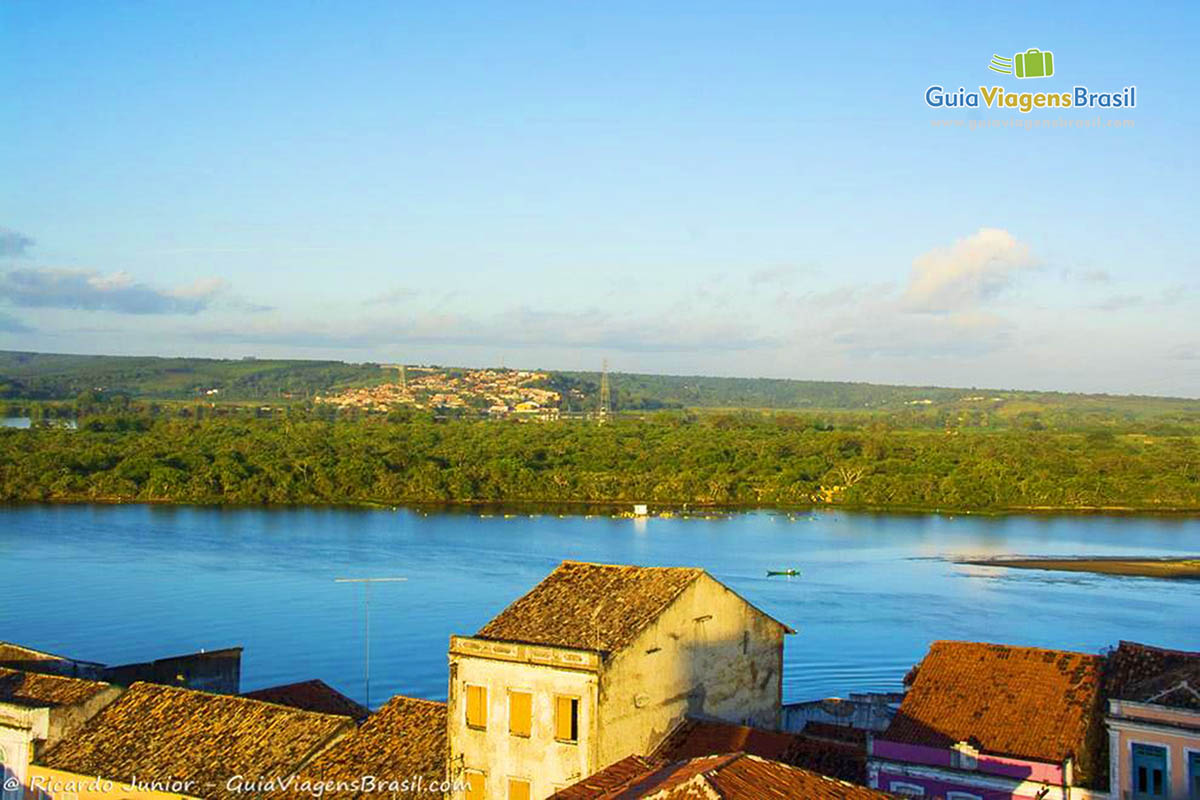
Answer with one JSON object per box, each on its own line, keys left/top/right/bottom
{"left": 334, "top": 576, "right": 407, "bottom": 708}
{"left": 599, "top": 359, "right": 611, "bottom": 424}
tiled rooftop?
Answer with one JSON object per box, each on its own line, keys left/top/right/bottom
{"left": 280, "top": 695, "right": 447, "bottom": 799}
{"left": 883, "top": 641, "right": 1103, "bottom": 765}
{"left": 244, "top": 680, "right": 370, "bottom": 721}
{"left": 476, "top": 561, "right": 706, "bottom": 653}
{"left": 550, "top": 752, "right": 892, "bottom": 800}
{"left": 1105, "top": 640, "right": 1200, "bottom": 711}
{"left": 37, "top": 682, "right": 354, "bottom": 800}
{"left": 653, "top": 718, "right": 866, "bottom": 784}
{"left": 0, "top": 667, "right": 114, "bottom": 709}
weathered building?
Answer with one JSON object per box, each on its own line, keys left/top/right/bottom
{"left": 0, "top": 641, "right": 242, "bottom": 695}
{"left": 446, "top": 561, "right": 792, "bottom": 799}
{"left": 0, "top": 668, "right": 122, "bottom": 799}
{"left": 868, "top": 641, "right": 1108, "bottom": 799}
{"left": 100, "top": 647, "right": 242, "bottom": 694}
{"left": 1103, "top": 641, "right": 1200, "bottom": 800}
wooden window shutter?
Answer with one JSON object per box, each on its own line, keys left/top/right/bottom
{"left": 509, "top": 690, "right": 532, "bottom": 737}
{"left": 466, "top": 684, "right": 487, "bottom": 729}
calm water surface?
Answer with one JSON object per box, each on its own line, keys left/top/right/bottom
{"left": 0, "top": 505, "right": 1196, "bottom": 707}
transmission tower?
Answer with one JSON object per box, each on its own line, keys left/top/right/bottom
{"left": 599, "top": 359, "right": 611, "bottom": 424}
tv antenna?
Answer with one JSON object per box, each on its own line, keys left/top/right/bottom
{"left": 334, "top": 576, "right": 407, "bottom": 708}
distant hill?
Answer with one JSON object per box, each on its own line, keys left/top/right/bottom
{"left": 0, "top": 350, "right": 386, "bottom": 402}
{"left": 3, "top": 351, "right": 1199, "bottom": 428}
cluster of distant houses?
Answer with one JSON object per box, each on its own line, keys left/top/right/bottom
{"left": 2, "top": 561, "right": 1197, "bottom": 800}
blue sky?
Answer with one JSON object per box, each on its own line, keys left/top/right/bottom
{"left": 2, "top": 1, "right": 1197, "bottom": 395}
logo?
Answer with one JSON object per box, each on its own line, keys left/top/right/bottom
{"left": 989, "top": 49, "right": 1055, "bottom": 79}
{"left": 924, "top": 48, "right": 1136, "bottom": 114}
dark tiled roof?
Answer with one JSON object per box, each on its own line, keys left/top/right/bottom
{"left": 1106, "top": 641, "right": 1200, "bottom": 710}
{"left": 281, "top": 695, "right": 447, "bottom": 799}
{"left": 653, "top": 718, "right": 866, "bottom": 784}
{"left": 551, "top": 752, "right": 892, "bottom": 800}
{"left": 38, "top": 682, "right": 353, "bottom": 800}
{"left": 884, "top": 641, "right": 1103, "bottom": 765}
{"left": 245, "top": 680, "right": 369, "bottom": 721}
{"left": 0, "top": 667, "right": 114, "bottom": 709}
{"left": 476, "top": 561, "right": 705, "bottom": 653}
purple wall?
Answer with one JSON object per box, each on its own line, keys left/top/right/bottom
{"left": 875, "top": 770, "right": 1058, "bottom": 800}
{"left": 872, "top": 739, "right": 1063, "bottom": 782}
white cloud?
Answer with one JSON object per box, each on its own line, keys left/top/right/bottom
{"left": 902, "top": 227, "right": 1037, "bottom": 313}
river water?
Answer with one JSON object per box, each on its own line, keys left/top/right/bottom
{"left": 0, "top": 505, "right": 1195, "bottom": 707}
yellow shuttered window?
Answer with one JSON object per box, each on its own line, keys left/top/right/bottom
{"left": 465, "top": 684, "right": 487, "bottom": 729}
{"left": 554, "top": 695, "right": 579, "bottom": 742}
{"left": 508, "top": 690, "right": 532, "bottom": 737}
{"left": 465, "top": 771, "right": 485, "bottom": 800}
{"left": 507, "top": 778, "right": 531, "bottom": 800}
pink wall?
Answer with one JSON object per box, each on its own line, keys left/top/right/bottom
{"left": 875, "top": 770, "right": 1054, "bottom": 800}
{"left": 872, "top": 739, "right": 1064, "bottom": 783}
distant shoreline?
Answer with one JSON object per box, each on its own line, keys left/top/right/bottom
{"left": 959, "top": 556, "right": 1200, "bottom": 579}
{"left": 4, "top": 496, "right": 1200, "bottom": 520}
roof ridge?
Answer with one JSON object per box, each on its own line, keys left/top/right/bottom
{"left": 559, "top": 560, "right": 705, "bottom": 571}
{"left": 127, "top": 680, "right": 358, "bottom": 722}
{"left": 930, "top": 640, "right": 1100, "bottom": 660}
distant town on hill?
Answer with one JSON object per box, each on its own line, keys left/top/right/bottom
{"left": 3, "top": 349, "right": 1199, "bottom": 423}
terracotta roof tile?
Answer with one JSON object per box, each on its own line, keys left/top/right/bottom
{"left": 37, "top": 682, "right": 354, "bottom": 800}
{"left": 653, "top": 718, "right": 866, "bottom": 784}
{"left": 280, "top": 695, "right": 447, "bottom": 799}
{"left": 245, "top": 680, "right": 370, "bottom": 721}
{"left": 1105, "top": 641, "right": 1200, "bottom": 710}
{"left": 883, "top": 641, "right": 1103, "bottom": 765}
{"left": 476, "top": 562, "right": 705, "bottom": 653}
{"left": 544, "top": 755, "right": 661, "bottom": 800}
{"left": 0, "top": 667, "right": 113, "bottom": 709}
{"left": 551, "top": 753, "right": 892, "bottom": 800}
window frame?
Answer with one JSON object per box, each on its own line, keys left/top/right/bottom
{"left": 463, "top": 769, "right": 486, "bottom": 800}
{"left": 554, "top": 694, "right": 581, "bottom": 743}
{"left": 506, "top": 776, "right": 532, "bottom": 800}
{"left": 507, "top": 688, "right": 533, "bottom": 738}
{"left": 888, "top": 781, "right": 926, "bottom": 797}
{"left": 1130, "top": 740, "right": 1169, "bottom": 799}
{"left": 464, "top": 683, "right": 488, "bottom": 731}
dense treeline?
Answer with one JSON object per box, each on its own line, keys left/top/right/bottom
{"left": 2, "top": 413, "right": 1197, "bottom": 511}
{"left": 0, "top": 351, "right": 385, "bottom": 401}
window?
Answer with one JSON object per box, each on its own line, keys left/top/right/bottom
{"left": 888, "top": 782, "right": 925, "bottom": 797}
{"left": 1133, "top": 743, "right": 1167, "bottom": 798}
{"left": 464, "top": 770, "right": 485, "bottom": 800}
{"left": 555, "top": 695, "right": 580, "bottom": 742}
{"left": 947, "top": 793, "right": 983, "bottom": 800}
{"left": 1189, "top": 751, "right": 1200, "bottom": 800}
{"left": 508, "top": 690, "right": 532, "bottom": 737}
{"left": 507, "top": 778, "right": 531, "bottom": 800}
{"left": 465, "top": 684, "right": 487, "bottom": 730}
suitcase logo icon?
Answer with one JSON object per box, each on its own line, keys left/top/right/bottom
{"left": 988, "top": 49, "right": 1055, "bottom": 79}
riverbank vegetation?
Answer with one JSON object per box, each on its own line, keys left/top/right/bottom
{"left": 2, "top": 410, "right": 1197, "bottom": 512}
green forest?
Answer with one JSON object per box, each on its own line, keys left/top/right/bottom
{"left": 2, "top": 410, "right": 1197, "bottom": 512}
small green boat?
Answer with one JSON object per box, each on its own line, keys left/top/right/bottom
{"left": 766, "top": 569, "right": 801, "bottom": 577}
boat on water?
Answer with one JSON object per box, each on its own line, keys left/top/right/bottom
{"left": 766, "top": 569, "right": 802, "bottom": 577}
